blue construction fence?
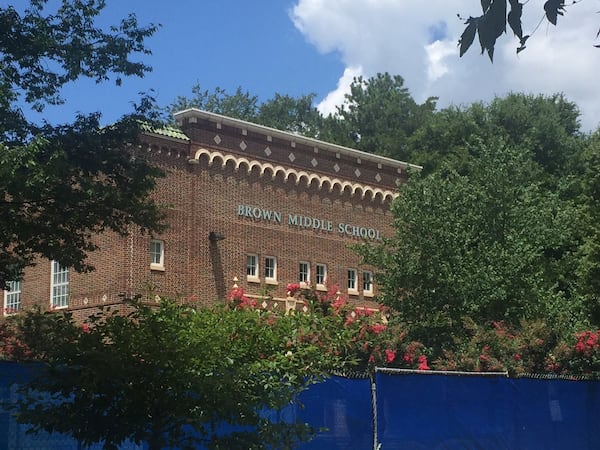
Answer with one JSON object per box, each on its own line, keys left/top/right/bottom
{"left": 2, "top": 361, "right": 600, "bottom": 449}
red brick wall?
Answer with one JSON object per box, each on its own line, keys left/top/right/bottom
{"left": 7, "top": 115, "right": 409, "bottom": 316}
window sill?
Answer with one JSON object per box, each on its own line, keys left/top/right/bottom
{"left": 265, "top": 279, "right": 278, "bottom": 286}
{"left": 150, "top": 264, "right": 165, "bottom": 272}
{"left": 347, "top": 289, "right": 359, "bottom": 296}
{"left": 316, "top": 284, "right": 327, "bottom": 292}
{"left": 246, "top": 276, "right": 260, "bottom": 284}
{"left": 363, "top": 291, "right": 374, "bottom": 298}
{"left": 51, "top": 305, "right": 68, "bottom": 310}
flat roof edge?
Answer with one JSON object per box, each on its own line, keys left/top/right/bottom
{"left": 173, "top": 108, "right": 422, "bottom": 171}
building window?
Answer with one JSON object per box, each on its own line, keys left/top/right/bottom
{"left": 347, "top": 268, "right": 358, "bottom": 293}
{"left": 150, "top": 240, "right": 165, "bottom": 271}
{"left": 51, "top": 261, "right": 69, "bottom": 309}
{"left": 246, "top": 254, "right": 259, "bottom": 281}
{"left": 299, "top": 261, "right": 310, "bottom": 285}
{"left": 363, "top": 271, "right": 374, "bottom": 296}
{"left": 316, "top": 264, "right": 327, "bottom": 289}
{"left": 265, "top": 256, "right": 277, "bottom": 283}
{"left": 4, "top": 281, "right": 21, "bottom": 315}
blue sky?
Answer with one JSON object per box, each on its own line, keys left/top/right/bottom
{"left": 13, "top": 0, "right": 600, "bottom": 131}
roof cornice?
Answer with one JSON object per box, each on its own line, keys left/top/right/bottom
{"left": 173, "top": 108, "right": 422, "bottom": 172}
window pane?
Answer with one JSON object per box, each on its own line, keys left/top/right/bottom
{"left": 5, "top": 281, "right": 21, "bottom": 313}
{"left": 265, "top": 257, "right": 276, "bottom": 279}
{"left": 316, "top": 264, "right": 327, "bottom": 285}
{"left": 150, "top": 240, "right": 163, "bottom": 265}
{"left": 299, "top": 262, "right": 309, "bottom": 283}
{"left": 51, "top": 261, "right": 69, "bottom": 308}
{"left": 246, "top": 254, "right": 257, "bottom": 277}
{"left": 363, "top": 271, "right": 373, "bottom": 292}
{"left": 347, "top": 269, "right": 357, "bottom": 290}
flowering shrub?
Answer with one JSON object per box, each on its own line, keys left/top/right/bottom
{"left": 432, "top": 318, "right": 558, "bottom": 376}
{"left": 0, "top": 317, "right": 30, "bottom": 361}
{"left": 2, "top": 287, "right": 600, "bottom": 378}
{"left": 227, "top": 286, "right": 257, "bottom": 309}
{"left": 545, "top": 329, "right": 600, "bottom": 375}
{"left": 284, "top": 285, "right": 432, "bottom": 371}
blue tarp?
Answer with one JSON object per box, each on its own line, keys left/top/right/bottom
{"left": 375, "top": 371, "right": 600, "bottom": 450}
{"left": 2, "top": 361, "right": 600, "bottom": 449}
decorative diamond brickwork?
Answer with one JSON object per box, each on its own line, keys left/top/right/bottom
{"left": 333, "top": 163, "right": 340, "bottom": 173}
{"left": 264, "top": 146, "right": 272, "bottom": 157}
{"left": 288, "top": 152, "right": 296, "bottom": 162}
{"left": 239, "top": 141, "right": 247, "bottom": 151}
{"left": 311, "top": 158, "right": 318, "bottom": 167}
{"left": 214, "top": 134, "right": 221, "bottom": 145}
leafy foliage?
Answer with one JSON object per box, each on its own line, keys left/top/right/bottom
{"left": 358, "top": 142, "right": 585, "bottom": 350}
{"left": 167, "top": 85, "right": 259, "bottom": 122}
{"left": 165, "top": 84, "right": 324, "bottom": 138}
{"left": 0, "top": 1, "right": 163, "bottom": 286}
{"left": 459, "top": 0, "right": 588, "bottom": 60}
{"left": 320, "top": 73, "right": 437, "bottom": 161}
{"left": 0, "top": 0, "right": 157, "bottom": 113}
{"left": 2, "top": 297, "right": 346, "bottom": 450}
{"left": 408, "top": 93, "right": 582, "bottom": 175}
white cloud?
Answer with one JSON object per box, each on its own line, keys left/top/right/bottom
{"left": 291, "top": 0, "right": 600, "bottom": 131}
{"left": 316, "top": 65, "right": 363, "bottom": 116}
{"left": 426, "top": 40, "right": 458, "bottom": 82}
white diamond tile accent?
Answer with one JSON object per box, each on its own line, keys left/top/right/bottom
{"left": 311, "top": 158, "right": 318, "bottom": 167}
{"left": 261, "top": 300, "right": 268, "bottom": 309}
{"left": 214, "top": 135, "right": 221, "bottom": 144}
{"left": 375, "top": 173, "right": 382, "bottom": 182}
{"left": 264, "top": 146, "right": 272, "bottom": 157}
{"left": 355, "top": 168, "right": 361, "bottom": 177}
{"left": 239, "top": 141, "right": 247, "bottom": 151}
{"left": 333, "top": 163, "right": 340, "bottom": 173}
{"left": 288, "top": 152, "right": 296, "bottom": 162}
{"left": 303, "top": 305, "right": 309, "bottom": 313}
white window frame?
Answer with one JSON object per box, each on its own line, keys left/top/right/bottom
{"left": 363, "top": 270, "right": 374, "bottom": 297}
{"left": 246, "top": 254, "right": 259, "bottom": 283}
{"left": 264, "top": 256, "right": 277, "bottom": 284}
{"left": 4, "top": 281, "right": 21, "bottom": 315}
{"left": 316, "top": 264, "right": 327, "bottom": 291}
{"left": 347, "top": 268, "right": 358, "bottom": 294}
{"left": 51, "top": 261, "right": 69, "bottom": 309}
{"left": 150, "top": 239, "right": 165, "bottom": 271}
{"left": 299, "top": 261, "right": 310, "bottom": 286}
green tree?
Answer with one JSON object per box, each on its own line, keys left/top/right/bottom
{"left": 0, "top": 1, "right": 163, "bottom": 285}
{"left": 407, "top": 93, "right": 583, "bottom": 176}
{"left": 4, "top": 297, "right": 345, "bottom": 450}
{"left": 166, "top": 84, "right": 324, "bottom": 137}
{"left": 577, "top": 131, "right": 600, "bottom": 324}
{"left": 322, "top": 73, "right": 437, "bottom": 161}
{"left": 359, "top": 142, "right": 585, "bottom": 352}
{"left": 166, "top": 84, "right": 260, "bottom": 122}
{"left": 458, "top": 0, "right": 597, "bottom": 61}
{"left": 257, "top": 93, "right": 323, "bottom": 138}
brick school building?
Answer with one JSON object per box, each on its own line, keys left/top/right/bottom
{"left": 3, "top": 110, "right": 419, "bottom": 317}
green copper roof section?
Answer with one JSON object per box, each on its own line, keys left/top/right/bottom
{"left": 139, "top": 122, "right": 189, "bottom": 141}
